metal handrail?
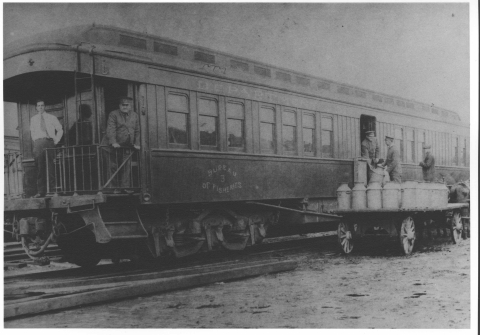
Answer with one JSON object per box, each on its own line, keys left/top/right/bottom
{"left": 44, "top": 144, "right": 141, "bottom": 195}
{"left": 4, "top": 152, "right": 24, "bottom": 199}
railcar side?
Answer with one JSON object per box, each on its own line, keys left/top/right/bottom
{"left": 3, "top": 24, "right": 470, "bottom": 266}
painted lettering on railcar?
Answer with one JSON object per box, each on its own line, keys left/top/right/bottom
{"left": 202, "top": 164, "right": 242, "bottom": 194}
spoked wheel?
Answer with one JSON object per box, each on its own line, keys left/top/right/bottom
{"left": 399, "top": 216, "right": 416, "bottom": 255}
{"left": 450, "top": 211, "right": 463, "bottom": 244}
{"left": 337, "top": 222, "right": 354, "bottom": 254}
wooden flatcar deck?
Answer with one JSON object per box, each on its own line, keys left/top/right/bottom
{"left": 332, "top": 203, "right": 468, "bottom": 214}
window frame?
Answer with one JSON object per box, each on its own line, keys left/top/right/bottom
{"left": 166, "top": 89, "right": 190, "bottom": 149}
{"left": 406, "top": 128, "right": 415, "bottom": 163}
{"left": 197, "top": 94, "right": 220, "bottom": 151}
{"left": 226, "top": 98, "right": 246, "bottom": 152}
{"left": 259, "top": 104, "right": 277, "bottom": 154}
{"left": 302, "top": 111, "right": 316, "bottom": 156}
{"left": 321, "top": 115, "right": 334, "bottom": 158}
{"left": 282, "top": 108, "right": 297, "bottom": 155}
{"left": 394, "top": 127, "right": 404, "bottom": 162}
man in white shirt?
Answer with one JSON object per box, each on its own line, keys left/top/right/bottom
{"left": 30, "top": 99, "right": 63, "bottom": 197}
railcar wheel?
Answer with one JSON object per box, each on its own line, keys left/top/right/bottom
{"left": 450, "top": 211, "right": 463, "bottom": 244}
{"left": 337, "top": 222, "right": 354, "bottom": 254}
{"left": 399, "top": 216, "right": 416, "bottom": 255}
{"left": 57, "top": 227, "right": 101, "bottom": 268}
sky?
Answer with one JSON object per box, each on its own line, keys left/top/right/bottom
{"left": 1, "top": 2, "right": 474, "bottom": 122}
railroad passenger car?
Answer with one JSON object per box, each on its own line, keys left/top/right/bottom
{"left": 3, "top": 25, "right": 470, "bottom": 266}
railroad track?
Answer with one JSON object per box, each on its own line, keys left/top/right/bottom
{"left": 3, "top": 230, "right": 461, "bottom": 320}
{"left": 4, "top": 232, "right": 338, "bottom": 320}
{"left": 4, "top": 242, "right": 63, "bottom": 267}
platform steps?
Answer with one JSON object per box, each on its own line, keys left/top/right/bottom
{"left": 98, "top": 206, "right": 148, "bottom": 240}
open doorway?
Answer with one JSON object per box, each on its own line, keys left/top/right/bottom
{"left": 103, "top": 80, "right": 131, "bottom": 119}
{"left": 360, "top": 114, "right": 377, "bottom": 143}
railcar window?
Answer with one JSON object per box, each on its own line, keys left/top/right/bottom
{"left": 260, "top": 107, "right": 276, "bottom": 153}
{"left": 302, "top": 113, "right": 315, "bottom": 155}
{"left": 454, "top": 137, "right": 459, "bottom": 166}
{"left": 321, "top": 117, "right": 333, "bottom": 158}
{"left": 198, "top": 98, "right": 219, "bottom": 148}
{"left": 282, "top": 110, "right": 297, "bottom": 154}
{"left": 230, "top": 60, "right": 249, "bottom": 72}
{"left": 418, "top": 131, "right": 426, "bottom": 161}
{"left": 395, "top": 128, "right": 404, "bottom": 162}
{"left": 167, "top": 93, "right": 189, "bottom": 145}
{"left": 119, "top": 35, "right": 147, "bottom": 50}
{"left": 154, "top": 42, "right": 178, "bottom": 56}
{"left": 226, "top": 102, "right": 245, "bottom": 149}
{"left": 406, "top": 129, "right": 415, "bottom": 163}
{"left": 317, "top": 81, "right": 330, "bottom": 90}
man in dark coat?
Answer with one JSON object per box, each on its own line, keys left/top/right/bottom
{"left": 419, "top": 144, "right": 435, "bottom": 181}
{"left": 382, "top": 135, "right": 402, "bottom": 183}
{"left": 101, "top": 97, "right": 140, "bottom": 192}
{"left": 361, "top": 130, "right": 380, "bottom": 166}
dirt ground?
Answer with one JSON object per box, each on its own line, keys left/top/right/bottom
{"left": 4, "top": 235, "right": 472, "bottom": 329}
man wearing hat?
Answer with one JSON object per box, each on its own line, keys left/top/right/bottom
{"left": 419, "top": 144, "right": 435, "bottom": 181}
{"left": 102, "top": 97, "right": 140, "bottom": 192}
{"left": 382, "top": 135, "right": 402, "bottom": 183}
{"left": 361, "top": 130, "right": 380, "bottom": 166}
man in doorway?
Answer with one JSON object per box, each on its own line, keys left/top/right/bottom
{"left": 419, "top": 144, "right": 435, "bottom": 182}
{"left": 30, "top": 99, "right": 63, "bottom": 197}
{"left": 361, "top": 130, "right": 380, "bottom": 165}
{"left": 69, "top": 104, "right": 93, "bottom": 145}
{"left": 382, "top": 135, "right": 402, "bottom": 183}
{"left": 101, "top": 96, "right": 140, "bottom": 193}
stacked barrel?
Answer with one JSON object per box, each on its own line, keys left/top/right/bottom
{"left": 337, "top": 181, "right": 449, "bottom": 210}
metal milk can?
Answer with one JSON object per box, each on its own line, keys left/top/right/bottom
{"left": 438, "top": 182, "right": 449, "bottom": 207}
{"left": 401, "top": 180, "right": 418, "bottom": 209}
{"left": 367, "top": 182, "right": 382, "bottom": 209}
{"left": 431, "top": 182, "right": 441, "bottom": 207}
{"left": 351, "top": 181, "right": 367, "bottom": 209}
{"left": 382, "top": 181, "right": 400, "bottom": 209}
{"left": 424, "top": 182, "right": 434, "bottom": 208}
{"left": 336, "top": 183, "right": 352, "bottom": 210}
{"left": 416, "top": 181, "right": 427, "bottom": 208}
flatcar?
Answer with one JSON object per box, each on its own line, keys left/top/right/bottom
{"left": 3, "top": 25, "right": 470, "bottom": 266}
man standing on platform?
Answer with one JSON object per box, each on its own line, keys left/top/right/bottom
{"left": 30, "top": 99, "right": 63, "bottom": 197}
{"left": 102, "top": 96, "right": 140, "bottom": 193}
{"left": 382, "top": 135, "right": 402, "bottom": 183}
{"left": 419, "top": 144, "right": 435, "bottom": 182}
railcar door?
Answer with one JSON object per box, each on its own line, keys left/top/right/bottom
{"left": 99, "top": 79, "right": 145, "bottom": 194}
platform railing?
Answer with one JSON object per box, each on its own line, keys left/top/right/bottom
{"left": 45, "top": 145, "right": 140, "bottom": 195}
{"left": 4, "top": 152, "right": 24, "bottom": 199}
{"left": 99, "top": 145, "right": 141, "bottom": 193}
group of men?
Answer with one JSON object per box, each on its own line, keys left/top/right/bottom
{"left": 30, "top": 97, "right": 140, "bottom": 197}
{"left": 361, "top": 130, "right": 435, "bottom": 183}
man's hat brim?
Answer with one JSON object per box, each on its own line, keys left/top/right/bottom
{"left": 119, "top": 96, "right": 133, "bottom": 104}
